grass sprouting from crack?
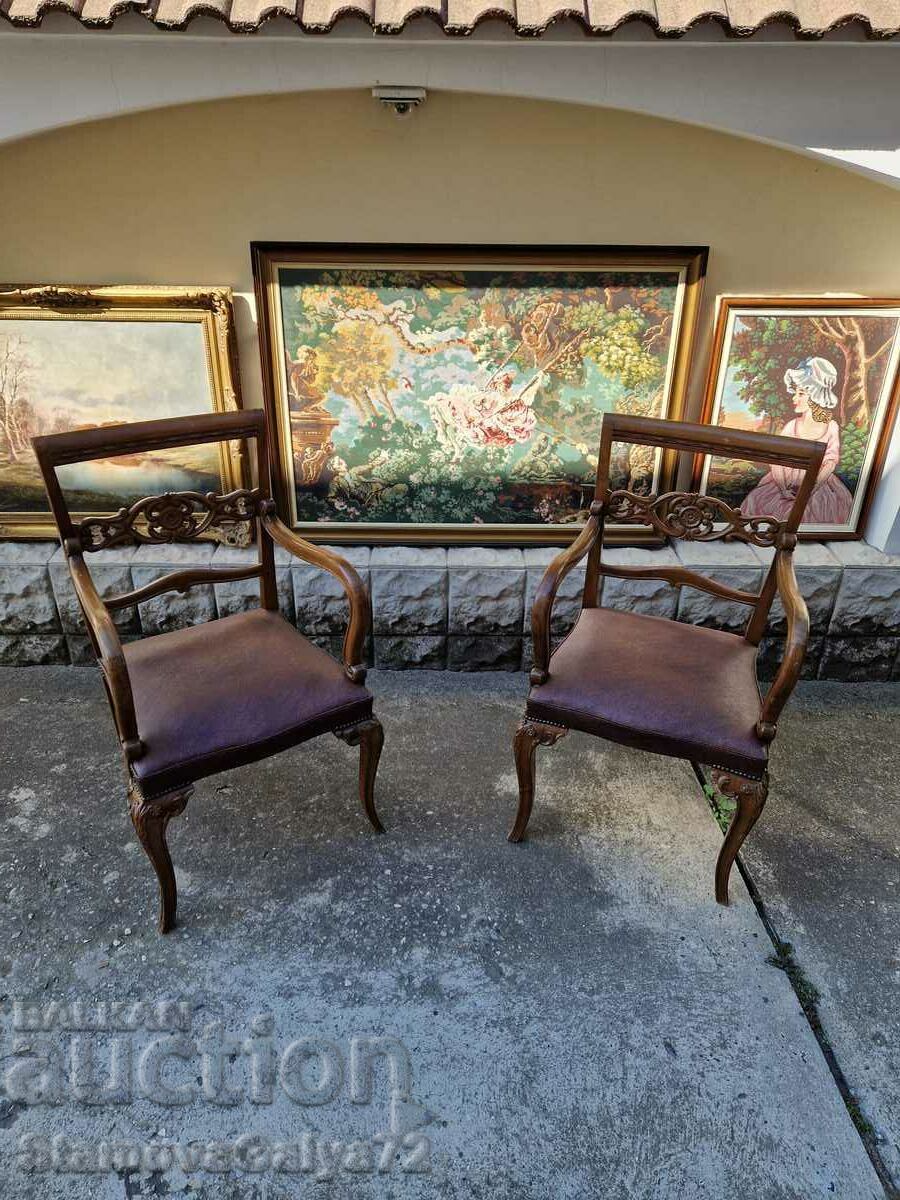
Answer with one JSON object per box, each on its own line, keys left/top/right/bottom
{"left": 766, "top": 937, "right": 821, "bottom": 1016}
{"left": 697, "top": 764, "right": 892, "bottom": 1187}
{"left": 764, "top": 939, "right": 881, "bottom": 1152}
{"left": 844, "top": 1095, "right": 877, "bottom": 1141}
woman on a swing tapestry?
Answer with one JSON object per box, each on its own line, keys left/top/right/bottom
{"left": 252, "top": 244, "right": 707, "bottom": 544}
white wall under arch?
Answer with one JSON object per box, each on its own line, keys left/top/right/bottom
{"left": 3, "top": 22, "right": 900, "bottom": 181}
{"left": 1, "top": 35, "right": 899, "bottom": 548}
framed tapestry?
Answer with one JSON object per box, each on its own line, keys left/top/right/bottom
{"left": 695, "top": 297, "right": 900, "bottom": 540}
{"left": 0, "top": 285, "right": 246, "bottom": 540}
{"left": 252, "top": 243, "right": 708, "bottom": 544}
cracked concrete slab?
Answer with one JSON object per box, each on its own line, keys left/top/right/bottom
{"left": 0, "top": 668, "right": 888, "bottom": 1199}
{"left": 740, "top": 682, "right": 900, "bottom": 1186}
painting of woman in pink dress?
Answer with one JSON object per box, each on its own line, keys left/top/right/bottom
{"left": 739, "top": 356, "right": 853, "bottom": 525}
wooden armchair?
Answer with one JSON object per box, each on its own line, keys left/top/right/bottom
{"left": 512, "top": 413, "right": 825, "bottom": 905}
{"left": 33, "top": 410, "right": 384, "bottom": 933}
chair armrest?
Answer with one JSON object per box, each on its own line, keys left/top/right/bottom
{"left": 66, "top": 547, "right": 143, "bottom": 762}
{"left": 530, "top": 511, "right": 602, "bottom": 686}
{"left": 261, "top": 512, "right": 369, "bottom": 683}
{"left": 757, "top": 548, "right": 810, "bottom": 741}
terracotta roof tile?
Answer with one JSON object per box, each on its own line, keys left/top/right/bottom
{"left": 445, "top": 0, "right": 518, "bottom": 29}
{"left": 374, "top": 0, "right": 441, "bottom": 28}
{"left": 2, "top": 0, "right": 898, "bottom": 34}
{"left": 656, "top": 0, "right": 727, "bottom": 29}
{"left": 226, "top": 0, "right": 292, "bottom": 24}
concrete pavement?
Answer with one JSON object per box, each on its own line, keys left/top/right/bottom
{"left": 741, "top": 682, "right": 900, "bottom": 1190}
{"left": 0, "top": 668, "right": 895, "bottom": 1199}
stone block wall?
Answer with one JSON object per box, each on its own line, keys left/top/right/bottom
{"left": 1, "top": 538, "right": 898, "bottom": 680}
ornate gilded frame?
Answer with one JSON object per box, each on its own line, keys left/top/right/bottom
{"left": 694, "top": 295, "right": 900, "bottom": 541}
{"left": 0, "top": 285, "right": 246, "bottom": 540}
{"left": 252, "top": 243, "right": 708, "bottom": 545}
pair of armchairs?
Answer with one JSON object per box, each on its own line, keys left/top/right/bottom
{"left": 33, "top": 411, "right": 823, "bottom": 933}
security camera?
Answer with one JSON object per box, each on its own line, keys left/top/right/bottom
{"left": 372, "top": 86, "right": 427, "bottom": 119}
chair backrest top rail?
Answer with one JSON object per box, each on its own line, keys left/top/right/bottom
{"left": 601, "top": 413, "right": 825, "bottom": 470}
{"left": 33, "top": 409, "right": 266, "bottom": 468}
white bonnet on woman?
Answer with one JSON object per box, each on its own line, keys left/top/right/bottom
{"left": 783, "top": 356, "right": 839, "bottom": 411}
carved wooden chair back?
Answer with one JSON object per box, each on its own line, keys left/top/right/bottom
{"left": 584, "top": 413, "right": 826, "bottom": 646}
{"left": 33, "top": 408, "right": 278, "bottom": 636}
{"left": 517, "top": 413, "right": 828, "bottom": 907}
{"left": 34, "top": 410, "right": 368, "bottom": 690}
{"left": 32, "top": 410, "right": 285, "bottom": 762}
{"left": 33, "top": 409, "right": 379, "bottom": 934}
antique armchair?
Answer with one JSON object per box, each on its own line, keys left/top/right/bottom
{"left": 33, "top": 409, "right": 384, "bottom": 933}
{"left": 511, "top": 413, "right": 825, "bottom": 905}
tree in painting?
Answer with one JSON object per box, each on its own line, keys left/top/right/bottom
{"left": 280, "top": 270, "right": 682, "bottom": 525}
{"left": 0, "top": 321, "right": 224, "bottom": 516}
{"left": 0, "top": 335, "right": 39, "bottom": 465}
{"left": 709, "top": 311, "right": 899, "bottom": 527}
{"left": 729, "top": 315, "right": 894, "bottom": 432}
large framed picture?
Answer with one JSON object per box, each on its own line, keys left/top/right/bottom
{"left": 0, "top": 285, "right": 246, "bottom": 539}
{"left": 695, "top": 297, "right": 900, "bottom": 540}
{"left": 252, "top": 243, "right": 707, "bottom": 544}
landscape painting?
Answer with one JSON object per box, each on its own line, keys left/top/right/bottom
{"left": 698, "top": 299, "right": 900, "bottom": 539}
{"left": 0, "top": 287, "right": 244, "bottom": 538}
{"left": 254, "top": 245, "right": 707, "bottom": 543}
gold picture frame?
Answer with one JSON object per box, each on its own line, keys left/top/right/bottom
{"left": 253, "top": 243, "right": 708, "bottom": 545}
{"left": 0, "top": 285, "right": 246, "bottom": 540}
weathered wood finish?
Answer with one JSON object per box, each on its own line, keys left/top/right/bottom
{"left": 106, "top": 564, "right": 263, "bottom": 613}
{"left": 606, "top": 489, "right": 782, "bottom": 548}
{"left": 519, "top": 413, "right": 820, "bottom": 905}
{"left": 128, "top": 782, "right": 193, "bottom": 934}
{"left": 530, "top": 509, "right": 602, "bottom": 685}
{"left": 334, "top": 718, "right": 386, "bottom": 833}
{"left": 755, "top": 548, "right": 810, "bottom": 740}
{"left": 79, "top": 487, "right": 265, "bottom": 552}
{"left": 262, "top": 508, "right": 370, "bottom": 682}
{"left": 32, "top": 409, "right": 380, "bottom": 932}
{"left": 509, "top": 718, "right": 568, "bottom": 842}
{"left": 710, "top": 769, "right": 769, "bottom": 905}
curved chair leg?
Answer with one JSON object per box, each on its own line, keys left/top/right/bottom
{"left": 710, "top": 769, "right": 768, "bottom": 905}
{"left": 509, "top": 717, "right": 568, "bottom": 843}
{"left": 334, "top": 718, "right": 385, "bottom": 833}
{"left": 128, "top": 782, "right": 192, "bottom": 934}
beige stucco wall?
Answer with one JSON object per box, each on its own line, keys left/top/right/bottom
{"left": 3, "top": 89, "right": 900, "bottom": 418}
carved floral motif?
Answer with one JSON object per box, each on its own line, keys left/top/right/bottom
{"left": 606, "top": 489, "right": 782, "bottom": 547}
{"left": 0, "top": 286, "right": 105, "bottom": 308}
{"left": 79, "top": 487, "right": 264, "bottom": 551}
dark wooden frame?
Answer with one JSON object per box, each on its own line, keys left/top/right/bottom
{"left": 252, "top": 242, "right": 708, "bottom": 546}
{"left": 693, "top": 295, "right": 900, "bottom": 541}
{"left": 32, "top": 409, "right": 382, "bottom": 933}
{"left": 513, "top": 412, "right": 824, "bottom": 905}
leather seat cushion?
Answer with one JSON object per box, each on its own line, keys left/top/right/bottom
{"left": 125, "top": 609, "right": 372, "bottom": 795}
{"left": 526, "top": 607, "right": 767, "bottom": 778}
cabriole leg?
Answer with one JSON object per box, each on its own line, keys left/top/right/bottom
{"left": 334, "top": 718, "right": 385, "bottom": 833}
{"left": 509, "top": 717, "right": 568, "bottom": 843}
{"left": 710, "top": 769, "right": 768, "bottom": 905}
{"left": 128, "top": 782, "right": 192, "bottom": 934}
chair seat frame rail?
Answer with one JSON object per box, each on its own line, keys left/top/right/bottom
{"left": 513, "top": 413, "right": 824, "bottom": 905}
{"left": 32, "top": 409, "right": 383, "bottom": 933}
